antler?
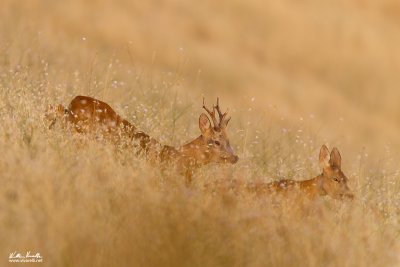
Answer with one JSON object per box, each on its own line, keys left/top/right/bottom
{"left": 202, "top": 97, "right": 231, "bottom": 129}
{"left": 203, "top": 97, "right": 219, "bottom": 127}
{"left": 214, "top": 98, "right": 231, "bottom": 128}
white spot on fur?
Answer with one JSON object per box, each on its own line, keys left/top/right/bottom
{"left": 80, "top": 99, "right": 87, "bottom": 104}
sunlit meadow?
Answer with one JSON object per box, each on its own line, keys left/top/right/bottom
{"left": 1, "top": 0, "right": 400, "bottom": 266}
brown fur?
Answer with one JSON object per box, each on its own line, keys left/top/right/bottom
{"left": 250, "top": 145, "right": 354, "bottom": 201}
{"left": 46, "top": 96, "right": 239, "bottom": 183}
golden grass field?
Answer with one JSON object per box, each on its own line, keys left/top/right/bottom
{"left": 1, "top": 0, "right": 400, "bottom": 266}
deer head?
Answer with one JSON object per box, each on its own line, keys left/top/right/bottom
{"left": 192, "top": 98, "right": 239, "bottom": 165}
{"left": 319, "top": 145, "right": 354, "bottom": 200}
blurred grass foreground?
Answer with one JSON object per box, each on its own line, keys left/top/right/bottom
{"left": 1, "top": 0, "right": 400, "bottom": 266}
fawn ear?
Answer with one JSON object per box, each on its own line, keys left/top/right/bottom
{"left": 319, "top": 145, "right": 331, "bottom": 169}
{"left": 199, "top": 113, "right": 212, "bottom": 135}
{"left": 329, "top": 147, "right": 342, "bottom": 169}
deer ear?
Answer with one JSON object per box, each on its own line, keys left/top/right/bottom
{"left": 329, "top": 147, "right": 342, "bottom": 169}
{"left": 319, "top": 145, "right": 331, "bottom": 169}
{"left": 199, "top": 113, "right": 212, "bottom": 135}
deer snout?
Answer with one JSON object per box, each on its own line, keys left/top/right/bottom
{"left": 226, "top": 155, "right": 239, "bottom": 164}
{"left": 225, "top": 144, "right": 238, "bottom": 164}
{"left": 230, "top": 155, "right": 239, "bottom": 164}
{"left": 220, "top": 154, "right": 239, "bottom": 164}
{"left": 342, "top": 185, "right": 354, "bottom": 200}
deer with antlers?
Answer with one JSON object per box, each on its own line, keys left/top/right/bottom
{"left": 46, "top": 96, "right": 239, "bottom": 183}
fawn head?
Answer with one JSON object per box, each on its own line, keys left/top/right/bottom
{"left": 197, "top": 98, "right": 239, "bottom": 164}
{"left": 319, "top": 145, "right": 354, "bottom": 200}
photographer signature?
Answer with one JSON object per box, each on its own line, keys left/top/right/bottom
{"left": 9, "top": 251, "right": 42, "bottom": 260}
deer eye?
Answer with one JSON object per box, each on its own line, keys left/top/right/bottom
{"left": 333, "top": 178, "right": 340, "bottom": 182}
{"left": 214, "top": 140, "right": 221, "bottom": 146}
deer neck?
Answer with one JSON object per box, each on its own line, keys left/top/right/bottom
{"left": 126, "top": 125, "right": 204, "bottom": 164}
{"left": 299, "top": 174, "right": 327, "bottom": 198}
{"left": 126, "top": 129, "right": 208, "bottom": 178}
{"left": 160, "top": 136, "right": 207, "bottom": 167}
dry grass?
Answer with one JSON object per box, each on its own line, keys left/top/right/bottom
{"left": 1, "top": 0, "right": 400, "bottom": 266}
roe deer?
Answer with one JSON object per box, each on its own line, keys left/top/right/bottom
{"left": 251, "top": 145, "right": 354, "bottom": 200}
{"left": 46, "top": 96, "right": 239, "bottom": 183}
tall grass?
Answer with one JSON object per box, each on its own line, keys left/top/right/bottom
{"left": 1, "top": 0, "right": 400, "bottom": 266}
